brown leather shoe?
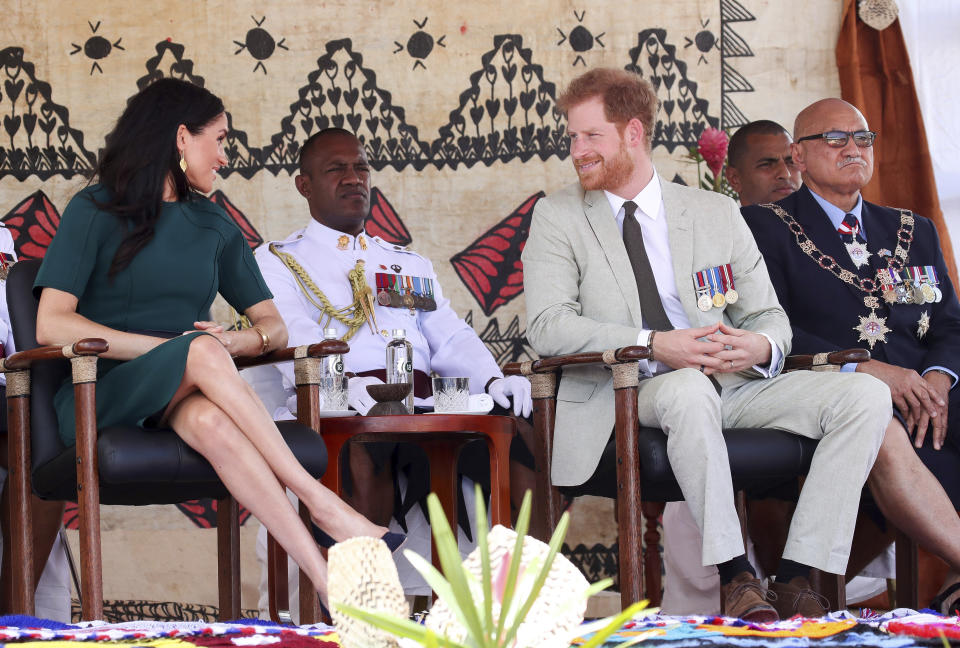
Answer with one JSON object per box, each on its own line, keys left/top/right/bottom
{"left": 769, "top": 577, "right": 829, "bottom": 618}
{"left": 720, "top": 572, "right": 779, "bottom": 622}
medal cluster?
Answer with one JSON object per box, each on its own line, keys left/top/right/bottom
{"left": 880, "top": 265, "right": 942, "bottom": 305}
{"left": 764, "top": 203, "right": 917, "bottom": 349}
{"left": 374, "top": 272, "right": 438, "bottom": 312}
{"left": 694, "top": 263, "right": 738, "bottom": 312}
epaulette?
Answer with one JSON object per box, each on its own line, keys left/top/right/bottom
{"left": 265, "top": 228, "right": 308, "bottom": 250}
{"left": 371, "top": 235, "right": 425, "bottom": 258}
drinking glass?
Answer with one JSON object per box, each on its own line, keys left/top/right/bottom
{"left": 319, "top": 375, "right": 348, "bottom": 411}
{"left": 431, "top": 377, "right": 470, "bottom": 412}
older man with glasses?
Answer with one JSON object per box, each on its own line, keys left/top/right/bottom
{"left": 743, "top": 98, "right": 960, "bottom": 615}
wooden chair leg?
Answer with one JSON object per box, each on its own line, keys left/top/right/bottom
{"left": 267, "top": 532, "right": 291, "bottom": 623}
{"left": 641, "top": 501, "right": 665, "bottom": 606}
{"left": 7, "top": 385, "right": 34, "bottom": 616}
{"left": 298, "top": 500, "right": 321, "bottom": 625}
{"left": 530, "top": 390, "right": 560, "bottom": 542}
{"left": 217, "top": 496, "right": 241, "bottom": 621}
{"left": 614, "top": 383, "right": 642, "bottom": 610}
{"left": 895, "top": 528, "right": 919, "bottom": 610}
{"left": 74, "top": 379, "right": 103, "bottom": 621}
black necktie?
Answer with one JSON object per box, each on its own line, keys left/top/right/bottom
{"left": 622, "top": 201, "right": 673, "bottom": 331}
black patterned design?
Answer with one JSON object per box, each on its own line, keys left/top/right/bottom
{"left": 464, "top": 311, "right": 535, "bottom": 366}
{"left": 626, "top": 30, "right": 721, "bottom": 152}
{"left": 0, "top": 47, "right": 97, "bottom": 180}
{"left": 720, "top": 0, "right": 756, "bottom": 128}
{"left": 71, "top": 599, "right": 258, "bottom": 623}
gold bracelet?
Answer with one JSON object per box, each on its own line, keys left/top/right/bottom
{"left": 252, "top": 325, "right": 269, "bottom": 355}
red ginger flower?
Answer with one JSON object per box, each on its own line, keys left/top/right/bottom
{"left": 697, "top": 127, "right": 729, "bottom": 178}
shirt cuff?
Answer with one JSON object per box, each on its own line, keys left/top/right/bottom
{"left": 637, "top": 329, "right": 655, "bottom": 376}
{"left": 841, "top": 362, "right": 858, "bottom": 373}
{"left": 922, "top": 366, "right": 958, "bottom": 390}
{"left": 752, "top": 333, "right": 782, "bottom": 377}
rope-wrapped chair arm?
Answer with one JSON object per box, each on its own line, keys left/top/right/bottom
{"left": 783, "top": 348, "right": 870, "bottom": 373}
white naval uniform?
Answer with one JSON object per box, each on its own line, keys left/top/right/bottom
{"left": 0, "top": 225, "right": 71, "bottom": 622}
{"left": 0, "top": 226, "right": 17, "bottom": 386}
{"left": 254, "top": 219, "right": 503, "bottom": 414}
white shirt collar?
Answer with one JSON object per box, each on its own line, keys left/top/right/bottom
{"left": 604, "top": 169, "right": 662, "bottom": 220}
{"left": 303, "top": 218, "right": 369, "bottom": 250}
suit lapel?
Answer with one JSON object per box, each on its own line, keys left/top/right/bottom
{"left": 861, "top": 200, "right": 899, "bottom": 270}
{"left": 582, "top": 189, "right": 643, "bottom": 327}
{"left": 661, "top": 181, "right": 697, "bottom": 321}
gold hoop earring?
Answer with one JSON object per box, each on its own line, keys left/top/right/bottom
{"left": 179, "top": 152, "right": 187, "bottom": 173}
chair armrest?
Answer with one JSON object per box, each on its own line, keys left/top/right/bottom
{"left": 783, "top": 348, "right": 870, "bottom": 372}
{"left": 233, "top": 340, "right": 349, "bottom": 369}
{"left": 503, "top": 344, "right": 652, "bottom": 376}
{"left": 1, "top": 339, "right": 109, "bottom": 372}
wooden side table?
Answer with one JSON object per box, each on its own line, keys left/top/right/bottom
{"left": 319, "top": 413, "right": 516, "bottom": 567}
{"left": 266, "top": 413, "right": 516, "bottom": 621}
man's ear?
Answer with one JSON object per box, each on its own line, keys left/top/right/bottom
{"left": 294, "top": 173, "right": 310, "bottom": 199}
{"left": 625, "top": 118, "right": 645, "bottom": 147}
{"left": 790, "top": 142, "right": 807, "bottom": 173}
{"left": 725, "top": 165, "right": 742, "bottom": 193}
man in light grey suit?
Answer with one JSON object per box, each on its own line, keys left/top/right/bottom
{"left": 522, "top": 68, "right": 890, "bottom": 620}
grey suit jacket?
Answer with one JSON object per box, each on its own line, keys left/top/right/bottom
{"left": 522, "top": 177, "right": 791, "bottom": 486}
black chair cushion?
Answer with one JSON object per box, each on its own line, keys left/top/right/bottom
{"left": 8, "top": 259, "right": 328, "bottom": 505}
{"left": 32, "top": 420, "right": 327, "bottom": 504}
{"left": 561, "top": 426, "right": 818, "bottom": 501}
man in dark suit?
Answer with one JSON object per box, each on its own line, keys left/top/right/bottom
{"left": 744, "top": 98, "right": 960, "bottom": 614}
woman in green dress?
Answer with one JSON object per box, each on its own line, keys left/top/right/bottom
{"left": 34, "top": 78, "right": 395, "bottom": 604}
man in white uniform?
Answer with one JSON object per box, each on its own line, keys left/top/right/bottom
{"left": 0, "top": 225, "right": 71, "bottom": 621}
{"left": 254, "top": 127, "right": 534, "bottom": 523}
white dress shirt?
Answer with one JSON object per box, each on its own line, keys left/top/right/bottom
{"left": 604, "top": 170, "right": 780, "bottom": 377}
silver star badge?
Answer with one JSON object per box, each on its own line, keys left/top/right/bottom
{"left": 917, "top": 311, "right": 930, "bottom": 339}
{"left": 845, "top": 241, "right": 872, "bottom": 268}
{"left": 854, "top": 311, "right": 891, "bottom": 349}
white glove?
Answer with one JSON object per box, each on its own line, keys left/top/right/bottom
{"left": 487, "top": 375, "right": 532, "bottom": 418}
{"left": 348, "top": 375, "right": 384, "bottom": 415}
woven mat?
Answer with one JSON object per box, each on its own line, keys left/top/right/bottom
{"left": 1, "top": 610, "right": 958, "bottom": 647}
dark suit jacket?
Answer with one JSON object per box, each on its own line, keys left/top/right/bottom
{"left": 742, "top": 185, "right": 960, "bottom": 376}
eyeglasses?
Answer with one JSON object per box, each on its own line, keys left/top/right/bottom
{"left": 796, "top": 130, "right": 877, "bottom": 148}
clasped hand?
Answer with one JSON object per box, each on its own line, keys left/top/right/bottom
{"left": 652, "top": 322, "right": 771, "bottom": 375}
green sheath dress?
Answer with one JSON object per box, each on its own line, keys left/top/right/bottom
{"left": 34, "top": 184, "right": 272, "bottom": 445}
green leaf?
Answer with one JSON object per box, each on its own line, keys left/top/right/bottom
{"left": 403, "top": 550, "right": 477, "bottom": 642}
{"left": 500, "top": 511, "right": 569, "bottom": 648}
{"left": 334, "top": 603, "right": 467, "bottom": 648}
{"left": 493, "top": 489, "right": 532, "bottom": 642}
{"left": 425, "top": 494, "right": 486, "bottom": 643}
{"left": 576, "top": 600, "right": 650, "bottom": 648}
{"left": 473, "top": 483, "right": 495, "bottom": 645}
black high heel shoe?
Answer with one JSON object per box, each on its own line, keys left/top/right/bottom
{"left": 312, "top": 524, "right": 407, "bottom": 554}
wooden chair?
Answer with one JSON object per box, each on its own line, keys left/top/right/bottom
{"left": 3, "top": 258, "right": 337, "bottom": 622}
{"left": 504, "top": 345, "right": 897, "bottom": 612}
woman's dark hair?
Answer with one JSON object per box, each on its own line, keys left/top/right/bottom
{"left": 95, "top": 78, "right": 225, "bottom": 275}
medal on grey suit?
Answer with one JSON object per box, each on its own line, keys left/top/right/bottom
{"left": 693, "top": 270, "right": 712, "bottom": 311}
